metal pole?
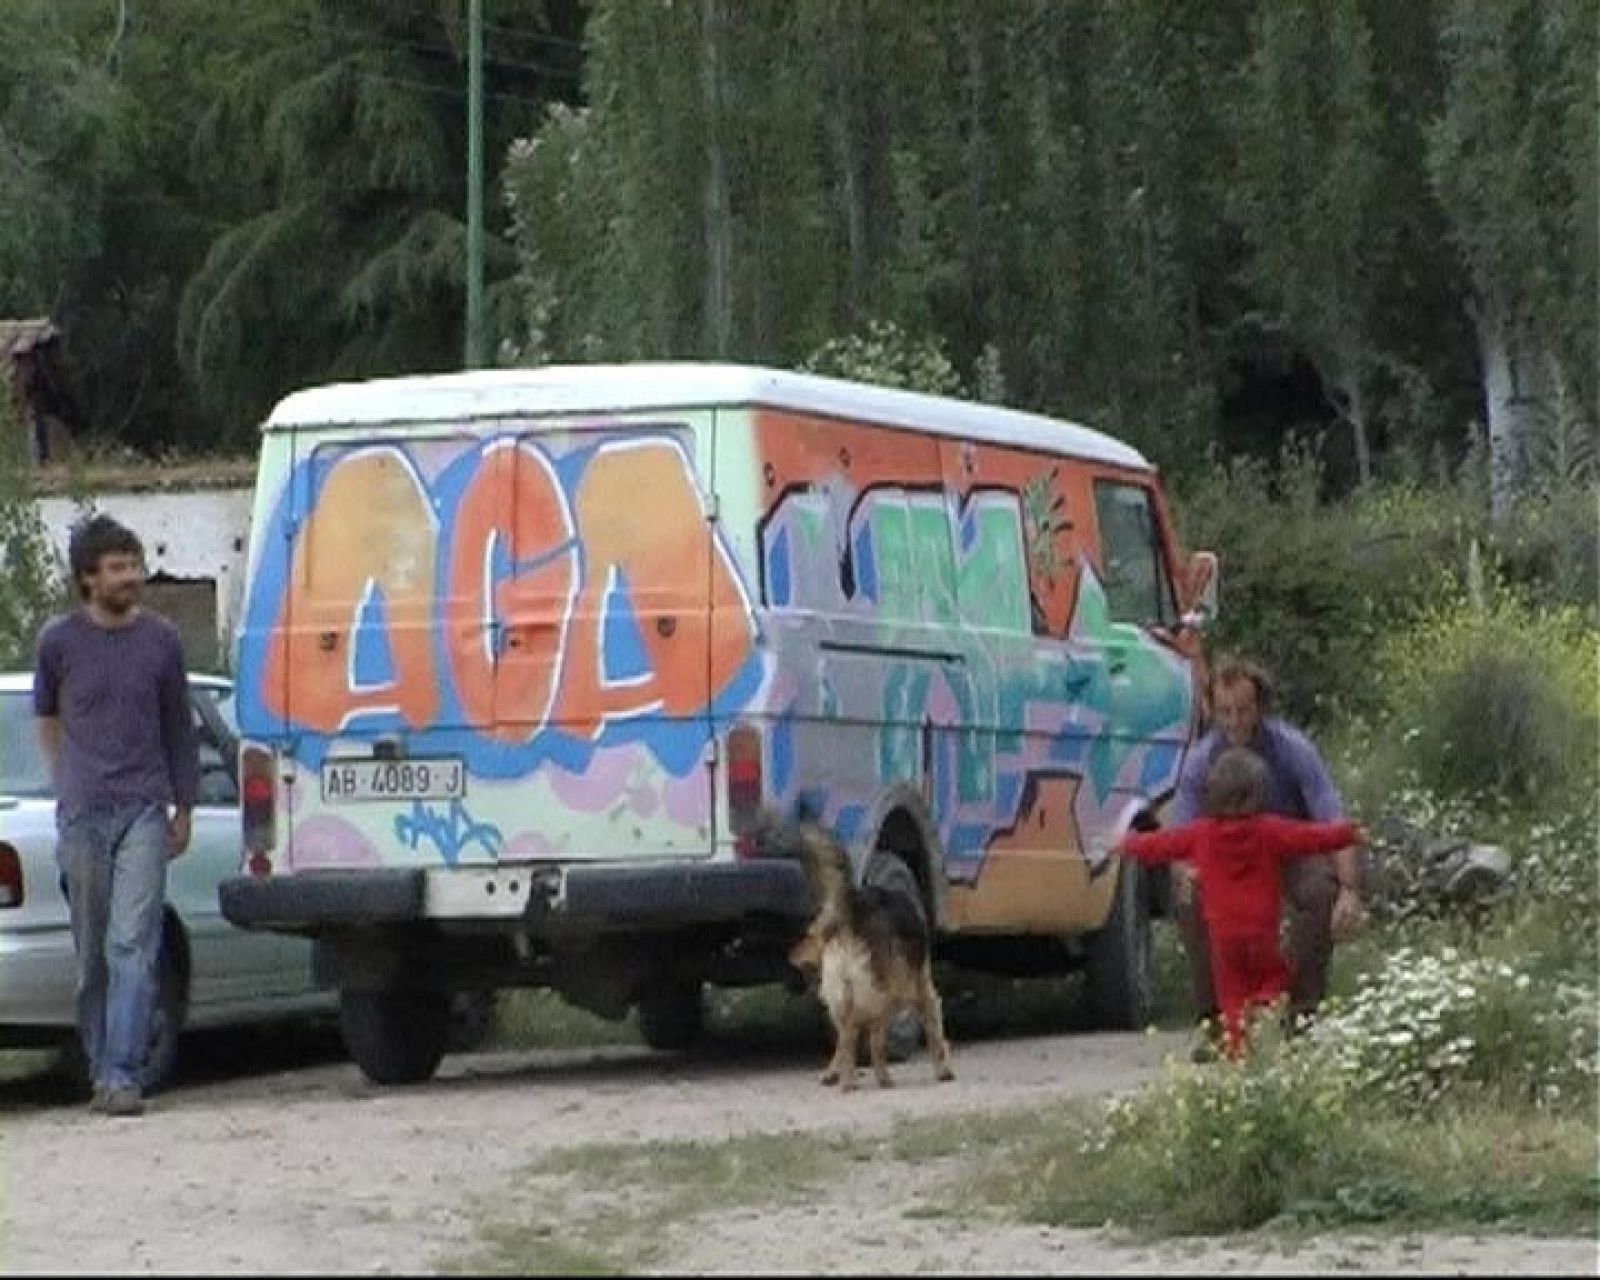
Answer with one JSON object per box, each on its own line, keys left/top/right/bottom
{"left": 465, "top": 0, "right": 486, "bottom": 368}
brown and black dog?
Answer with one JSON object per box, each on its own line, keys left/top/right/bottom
{"left": 775, "top": 822, "right": 955, "bottom": 1091}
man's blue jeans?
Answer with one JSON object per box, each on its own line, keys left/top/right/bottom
{"left": 55, "top": 802, "right": 169, "bottom": 1092}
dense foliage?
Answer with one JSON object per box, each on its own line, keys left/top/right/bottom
{"left": 0, "top": 0, "right": 1592, "bottom": 496}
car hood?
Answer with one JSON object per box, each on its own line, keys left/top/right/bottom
{"left": 0, "top": 794, "right": 53, "bottom": 817}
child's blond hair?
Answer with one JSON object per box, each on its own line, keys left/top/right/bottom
{"left": 1204, "top": 747, "right": 1268, "bottom": 818}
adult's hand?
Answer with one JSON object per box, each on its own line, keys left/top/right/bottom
{"left": 168, "top": 808, "right": 192, "bottom": 860}
{"left": 1172, "top": 860, "right": 1197, "bottom": 908}
{"left": 1332, "top": 885, "right": 1363, "bottom": 942}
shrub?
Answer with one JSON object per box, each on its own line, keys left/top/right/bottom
{"left": 0, "top": 394, "right": 66, "bottom": 667}
{"left": 1052, "top": 923, "right": 1598, "bottom": 1236}
{"left": 1172, "top": 443, "right": 1595, "bottom": 734}
{"left": 1173, "top": 443, "right": 1467, "bottom": 730}
{"left": 1073, "top": 1041, "right": 1349, "bottom": 1234}
{"left": 1374, "top": 589, "right": 1598, "bottom": 804}
{"left": 1305, "top": 946, "right": 1598, "bottom": 1113}
{"left": 1491, "top": 480, "right": 1599, "bottom": 618}
{"left": 800, "top": 320, "right": 966, "bottom": 397}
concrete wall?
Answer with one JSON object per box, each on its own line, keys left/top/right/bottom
{"left": 36, "top": 489, "right": 253, "bottom": 671}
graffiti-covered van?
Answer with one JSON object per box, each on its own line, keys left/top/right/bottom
{"left": 221, "top": 363, "right": 1217, "bottom": 1083}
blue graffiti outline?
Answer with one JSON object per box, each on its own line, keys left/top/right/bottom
{"left": 393, "top": 799, "right": 503, "bottom": 866}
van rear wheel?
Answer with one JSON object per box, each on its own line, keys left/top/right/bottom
{"left": 636, "top": 980, "right": 704, "bottom": 1054}
{"left": 339, "top": 987, "right": 450, "bottom": 1085}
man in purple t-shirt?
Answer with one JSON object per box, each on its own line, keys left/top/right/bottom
{"left": 1169, "top": 657, "right": 1363, "bottom": 1060}
{"left": 33, "top": 515, "right": 198, "bottom": 1117}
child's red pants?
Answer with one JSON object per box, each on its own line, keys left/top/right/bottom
{"left": 1210, "top": 932, "right": 1291, "bottom": 1057}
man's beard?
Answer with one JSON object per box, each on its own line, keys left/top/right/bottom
{"left": 98, "top": 587, "right": 139, "bottom": 616}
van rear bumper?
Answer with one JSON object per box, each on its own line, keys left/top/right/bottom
{"left": 219, "top": 859, "right": 815, "bottom": 935}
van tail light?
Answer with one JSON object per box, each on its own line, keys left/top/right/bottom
{"left": 725, "top": 724, "right": 764, "bottom": 859}
{"left": 0, "top": 843, "right": 23, "bottom": 908}
{"left": 241, "top": 745, "right": 277, "bottom": 874}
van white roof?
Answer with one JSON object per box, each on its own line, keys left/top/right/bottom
{"left": 264, "top": 363, "right": 1151, "bottom": 472}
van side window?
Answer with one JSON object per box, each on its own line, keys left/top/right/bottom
{"left": 1092, "top": 481, "right": 1176, "bottom": 627}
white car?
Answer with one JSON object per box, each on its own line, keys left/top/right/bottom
{"left": 0, "top": 671, "right": 334, "bottom": 1090}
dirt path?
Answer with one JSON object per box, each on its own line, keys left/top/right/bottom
{"left": 0, "top": 1029, "right": 1592, "bottom": 1275}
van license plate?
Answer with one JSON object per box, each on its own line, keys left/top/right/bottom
{"left": 320, "top": 759, "right": 466, "bottom": 803}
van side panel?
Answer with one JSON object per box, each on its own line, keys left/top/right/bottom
{"left": 235, "top": 413, "right": 761, "bottom": 870}
{"left": 715, "top": 409, "right": 1196, "bottom": 934}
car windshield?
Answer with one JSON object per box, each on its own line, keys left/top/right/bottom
{"left": 206, "top": 684, "right": 238, "bottom": 735}
{"left": 0, "top": 692, "right": 53, "bottom": 798}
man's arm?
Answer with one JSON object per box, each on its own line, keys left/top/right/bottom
{"left": 32, "top": 626, "right": 62, "bottom": 788}
{"left": 1281, "top": 723, "right": 1363, "bottom": 935}
{"left": 1169, "top": 739, "right": 1212, "bottom": 826}
{"left": 158, "top": 635, "right": 199, "bottom": 855}
{"left": 35, "top": 717, "right": 62, "bottom": 788}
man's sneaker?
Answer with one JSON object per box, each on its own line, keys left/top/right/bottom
{"left": 86, "top": 1086, "right": 109, "bottom": 1114}
{"left": 101, "top": 1087, "right": 145, "bottom": 1118}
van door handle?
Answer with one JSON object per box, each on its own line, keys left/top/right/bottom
{"left": 1107, "top": 653, "right": 1129, "bottom": 676}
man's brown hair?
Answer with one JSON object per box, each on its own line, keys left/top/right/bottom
{"left": 1209, "top": 655, "right": 1275, "bottom": 714}
{"left": 67, "top": 514, "right": 143, "bottom": 601}
{"left": 1204, "top": 747, "right": 1269, "bottom": 818}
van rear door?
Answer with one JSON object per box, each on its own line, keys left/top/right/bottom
{"left": 259, "top": 418, "right": 752, "bottom": 867}
{"left": 482, "top": 420, "right": 750, "bottom": 861}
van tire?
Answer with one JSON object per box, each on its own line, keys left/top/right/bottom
{"left": 446, "top": 991, "right": 498, "bottom": 1053}
{"left": 339, "top": 987, "right": 450, "bottom": 1085}
{"left": 863, "top": 848, "right": 930, "bottom": 1064}
{"left": 637, "top": 980, "right": 704, "bottom": 1054}
{"left": 1082, "top": 858, "right": 1152, "bottom": 1031}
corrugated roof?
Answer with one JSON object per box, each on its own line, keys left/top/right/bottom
{"left": 29, "top": 459, "right": 256, "bottom": 496}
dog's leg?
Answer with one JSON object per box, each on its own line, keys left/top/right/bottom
{"left": 868, "top": 1019, "right": 895, "bottom": 1089}
{"left": 820, "top": 1002, "right": 854, "bottom": 1088}
{"left": 917, "top": 967, "right": 956, "bottom": 1082}
{"left": 833, "top": 1010, "right": 862, "bottom": 1091}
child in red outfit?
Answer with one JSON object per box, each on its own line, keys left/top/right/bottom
{"left": 1118, "top": 748, "right": 1363, "bottom": 1057}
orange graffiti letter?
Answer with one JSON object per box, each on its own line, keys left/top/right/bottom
{"left": 554, "top": 439, "right": 752, "bottom": 736}
{"left": 447, "top": 441, "right": 578, "bottom": 741}
{"left": 264, "top": 447, "right": 439, "bottom": 733}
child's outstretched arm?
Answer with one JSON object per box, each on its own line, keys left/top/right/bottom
{"left": 1117, "top": 824, "right": 1198, "bottom": 865}
{"left": 1256, "top": 816, "right": 1365, "bottom": 860}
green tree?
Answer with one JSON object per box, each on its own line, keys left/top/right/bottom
{"left": 0, "top": 396, "right": 66, "bottom": 670}
{"left": 177, "top": 0, "right": 582, "bottom": 444}
{"left": 1233, "top": 0, "right": 1394, "bottom": 485}
{"left": 800, "top": 320, "right": 965, "bottom": 396}
{"left": 1426, "top": 0, "right": 1599, "bottom": 522}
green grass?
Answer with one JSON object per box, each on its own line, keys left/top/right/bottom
{"left": 968, "top": 1093, "right": 1597, "bottom": 1239}
{"left": 450, "top": 1128, "right": 864, "bottom": 1274}
{"left": 450, "top": 1083, "right": 1597, "bottom": 1273}
{"left": 0, "top": 1049, "right": 62, "bottom": 1084}
{"left": 487, "top": 989, "right": 643, "bottom": 1051}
